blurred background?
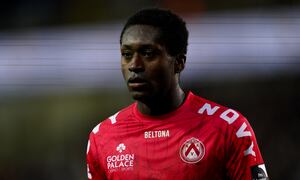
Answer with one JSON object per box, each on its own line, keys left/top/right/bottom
{"left": 1, "top": 0, "right": 300, "bottom": 179}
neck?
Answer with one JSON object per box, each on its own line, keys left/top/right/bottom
{"left": 137, "top": 86, "right": 186, "bottom": 116}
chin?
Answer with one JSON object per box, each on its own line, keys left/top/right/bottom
{"left": 130, "top": 91, "right": 150, "bottom": 101}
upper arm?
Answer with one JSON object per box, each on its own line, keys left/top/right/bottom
{"left": 225, "top": 116, "right": 268, "bottom": 180}
{"left": 86, "top": 126, "right": 107, "bottom": 180}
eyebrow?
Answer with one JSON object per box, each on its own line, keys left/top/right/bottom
{"left": 121, "top": 44, "right": 158, "bottom": 50}
{"left": 121, "top": 45, "right": 133, "bottom": 50}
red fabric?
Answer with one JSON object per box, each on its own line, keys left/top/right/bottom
{"left": 86, "top": 91, "right": 265, "bottom": 180}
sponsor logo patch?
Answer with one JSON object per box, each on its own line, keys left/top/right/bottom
{"left": 179, "top": 137, "right": 205, "bottom": 164}
{"left": 144, "top": 130, "right": 170, "bottom": 139}
{"left": 251, "top": 164, "right": 269, "bottom": 180}
{"left": 106, "top": 143, "right": 135, "bottom": 172}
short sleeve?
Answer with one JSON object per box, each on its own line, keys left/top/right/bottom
{"left": 225, "top": 116, "right": 268, "bottom": 180}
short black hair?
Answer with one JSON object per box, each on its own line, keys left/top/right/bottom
{"left": 120, "top": 8, "right": 189, "bottom": 57}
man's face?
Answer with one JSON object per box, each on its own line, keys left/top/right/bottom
{"left": 120, "top": 25, "right": 177, "bottom": 102}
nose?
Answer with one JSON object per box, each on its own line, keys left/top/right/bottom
{"left": 128, "top": 53, "right": 144, "bottom": 73}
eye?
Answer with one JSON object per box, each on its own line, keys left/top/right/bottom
{"left": 141, "top": 49, "right": 155, "bottom": 58}
{"left": 121, "top": 51, "right": 133, "bottom": 59}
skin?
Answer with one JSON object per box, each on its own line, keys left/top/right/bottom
{"left": 120, "top": 25, "right": 186, "bottom": 116}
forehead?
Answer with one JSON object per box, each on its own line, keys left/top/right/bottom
{"left": 121, "top": 25, "right": 161, "bottom": 46}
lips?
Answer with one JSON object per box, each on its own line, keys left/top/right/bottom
{"left": 128, "top": 77, "right": 148, "bottom": 89}
{"left": 128, "top": 77, "right": 146, "bottom": 83}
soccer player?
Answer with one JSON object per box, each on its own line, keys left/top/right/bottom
{"left": 86, "top": 8, "right": 268, "bottom": 180}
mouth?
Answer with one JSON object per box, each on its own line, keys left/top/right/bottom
{"left": 128, "top": 77, "right": 148, "bottom": 89}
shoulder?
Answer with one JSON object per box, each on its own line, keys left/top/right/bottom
{"left": 190, "top": 92, "right": 251, "bottom": 133}
{"left": 192, "top": 92, "right": 261, "bottom": 158}
{"left": 89, "top": 103, "right": 135, "bottom": 137}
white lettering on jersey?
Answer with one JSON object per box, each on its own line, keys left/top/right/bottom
{"left": 92, "top": 123, "right": 100, "bottom": 134}
{"left": 236, "top": 122, "right": 251, "bottom": 138}
{"left": 198, "top": 103, "right": 220, "bottom": 115}
{"left": 244, "top": 141, "right": 256, "bottom": 157}
{"left": 107, "top": 154, "right": 135, "bottom": 163}
{"left": 220, "top": 109, "right": 239, "bottom": 124}
{"left": 109, "top": 111, "right": 119, "bottom": 124}
{"left": 197, "top": 102, "right": 256, "bottom": 157}
{"left": 144, "top": 130, "right": 170, "bottom": 139}
{"left": 106, "top": 143, "right": 135, "bottom": 172}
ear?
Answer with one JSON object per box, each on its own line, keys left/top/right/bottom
{"left": 174, "top": 54, "right": 186, "bottom": 73}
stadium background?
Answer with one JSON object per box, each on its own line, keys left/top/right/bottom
{"left": 0, "top": 0, "right": 299, "bottom": 179}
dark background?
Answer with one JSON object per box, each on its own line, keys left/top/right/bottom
{"left": 0, "top": 0, "right": 300, "bottom": 179}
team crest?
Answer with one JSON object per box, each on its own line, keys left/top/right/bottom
{"left": 179, "top": 137, "right": 205, "bottom": 164}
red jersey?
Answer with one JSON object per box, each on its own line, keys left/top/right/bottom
{"left": 86, "top": 92, "right": 268, "bottom": 180}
